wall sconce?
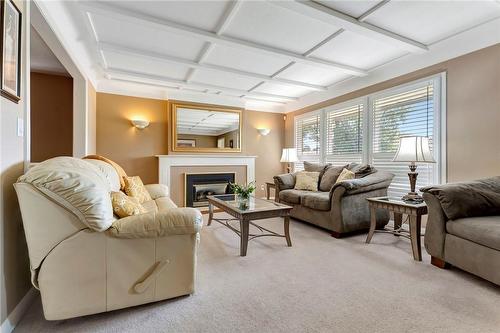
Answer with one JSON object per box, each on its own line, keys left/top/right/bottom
{"left": 131, "top": 119, "right": 150, "bottom": 129}
{"left": 257, "top": 128, "right": 271, "bottom": 136}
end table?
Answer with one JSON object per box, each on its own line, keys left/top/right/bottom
{"left": 266, "top": 182, "right": 276, "bottom": 200}
{"left": 366, "top": 197, "right": 428, "bottom": 261}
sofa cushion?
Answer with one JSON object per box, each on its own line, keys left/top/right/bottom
{"left": 84, "top": 159, "right": 121, "bottom": 192}
{"left": 84, "top": 155, "right": 128, "bottom": 190}
{"left": 319, "top": 165, "right": 348, "bottom": 191}
{"left": 302, "top": 192, "right": 331, "bottom": 211}
{"left": 304, "top": 161, "right": 331, "bottom": 185}
{"left": 349, "top": 164, "right": 377, "bottom": 178}
{"left": 421, "top": 177, "right": 500, "bottom": 220}
{"left": 294, "top": 171, "right": 320, "bottom": 191}
{"left": 446, "top": 216, "right": 500, "bottom": 251}
{"left": 279, "top": 189, "right": 310, "bottom": 204}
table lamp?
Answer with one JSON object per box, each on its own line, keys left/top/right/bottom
{"left": 393, "top": 136, "right": 435, "bottom": 202}
{"left": 280, "top": 148, "right": 299, "bottom": 173}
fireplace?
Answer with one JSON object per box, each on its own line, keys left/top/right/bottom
{"left": 185, "top": 173, "right": 235, "bottom": 207}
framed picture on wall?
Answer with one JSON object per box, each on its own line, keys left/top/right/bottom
{"left": 177, "top": 139, "right": 196, "bottom": 148}
{"left": 1, "top": 0, "right": 22, "bottom": 103}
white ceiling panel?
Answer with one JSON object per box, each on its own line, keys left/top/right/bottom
{"left": 104, "top": 50, "right": 190, "bottom": 80}
{"left": 252, "top": 82, "right": 311, "bottom": 98}
{"left": 311, "top": 30, "right": 407, "bottom": 70}
{"left": 102, "top": 0, "right": 230, "bottom": 31}
{"left": 90, "top": 13, "right": 206, "bottom": 61}
{"left": 190, "top": 69, "right": 263, "bottom": 91}
{"left": 276, "top": 63, "right": 352, "bottom": 86}
{"left": 364, "top": 1, "right": 500, "bottom": 45}
{"left": 315, "top": 0, "right": 382, "bottom": 18}
{"left": 224, "top": 1, "right": 340, "bottom": 54}
{"left": 203, "top": 44, "right": 292, "bottom": 76}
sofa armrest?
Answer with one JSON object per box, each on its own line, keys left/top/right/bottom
{"left": 330, "top": 171, "right": 394, "bottom": 196}
{"left": 274, "top": 173, "right": 296, "bottom": 191}
{"left": 422, "top": 192, "right": 448, "bottom": 259}
{"left": 107, "top": 208, "right": 202, "bottom": 239}
{"left": 144, "top": 184, "right": 169, "bottom": 199}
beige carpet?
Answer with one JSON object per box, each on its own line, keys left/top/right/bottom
{"left": 14, "top": 213, "right": 500, "bottom": 333}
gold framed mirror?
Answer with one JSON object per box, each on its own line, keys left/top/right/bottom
{"left": 170, "top": 101, "right": 242, "bottom": 153}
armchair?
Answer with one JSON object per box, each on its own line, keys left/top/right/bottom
{"left": 14, "top": 156, "right": 202, "bottom": 320}
{"left": 274, "top": 168, "right": 394, "bottom": 237}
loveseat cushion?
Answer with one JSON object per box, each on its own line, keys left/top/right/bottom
{"left": 142, "top": 197, "right": 178, "bottom": 213}
{"left": 279, "top": 189, "right": 310, "bottom": 204}
{"left": 319, "top": 165, "right": 348, "bottom": 191}
{"left": 302, "top": 192, "right": 331, "bottom": 211}
{"left": 446, "top": 216, "right": 500, "bottom": 251}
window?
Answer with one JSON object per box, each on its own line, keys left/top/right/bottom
{"left": 295, "top": 111, "right": 321, "bottom": 170}
{"left": 293, "top": 74, "right": 445, "bottom": 195}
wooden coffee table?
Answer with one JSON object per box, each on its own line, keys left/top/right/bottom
{"left": 207, "top": 194, "right": 293, "bottom": 256}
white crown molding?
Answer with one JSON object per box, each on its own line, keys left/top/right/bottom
{"left": 283, "top": 16, "right": 500, "bottom": 113}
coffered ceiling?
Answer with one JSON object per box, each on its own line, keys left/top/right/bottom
{"left": 35, "top": 0, "right": 500, "bottom": 112}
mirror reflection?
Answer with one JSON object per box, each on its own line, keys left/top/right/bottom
{"left": 172, "top": 104, "right": 241, "bottom": 152}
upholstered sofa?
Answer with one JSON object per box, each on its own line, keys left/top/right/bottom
{"left": 14, "top": 156, "right": 203, "bottom": 320}
{"left": 422, "top": 177, "right": 500, "bottom": 285}
{"left": 274, "top": 163, "right": 394, "bottom": 237}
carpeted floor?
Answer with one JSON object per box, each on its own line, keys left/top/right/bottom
{"left": 14, "top": 213, "right": 500, "bottom": 333}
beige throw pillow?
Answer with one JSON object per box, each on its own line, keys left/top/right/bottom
{"left": 111, "top": 191, "right": 147, "bottom": 218}
{"left": 335, "top": 168, "right": 355, "bottom": 184}
{"left": 319, "top": 164, "right": 348, "bottom": 191}
{"left": 294, "top": 171, "right": 320, "bottom": 191}
{"left": 123, "top": 176, "right": 152, "bottom": 204}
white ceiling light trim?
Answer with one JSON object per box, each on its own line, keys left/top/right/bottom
{"left": 105, "top": 68, "right": 298, "bottom": 102}
{"left": 272, "top": 0, "right": 428, "bottom": 53}
{"left": 79, "top": 1, "right": 367, "bottom": 76}
{"left": 99, "top": 42, "right": 327, "bottom": 92}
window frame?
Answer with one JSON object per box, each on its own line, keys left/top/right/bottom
{"left": 293, "top": 73, "right": 447, "bottom": 185}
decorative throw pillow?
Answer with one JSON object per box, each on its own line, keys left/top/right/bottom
{"left": 123, "top": 176, "right": 152, "bottom": 204}
{"left": 335, "top": 168, "right": 355, "bottom": 184}
{"left": 319, "top": 164, "right": 348, "bottom": 191}
{"left": 111, "top": 191, "right": 147, "bottom": 218}
{"left": 304, "top": 161, "right": 331, "bottom": 183}
{"left": 350, "top": 164, "right": 377, "bottom": 178}
{"left": 294, "top": 171, "right": 320, "bottom": 191}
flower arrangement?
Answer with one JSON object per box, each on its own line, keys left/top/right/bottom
{"left": 230, "top": 181, "right": 255, "bottom": 200}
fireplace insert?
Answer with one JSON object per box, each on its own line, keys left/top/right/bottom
{"left": 185, "top": 173, "right": 235, "bottom": 207}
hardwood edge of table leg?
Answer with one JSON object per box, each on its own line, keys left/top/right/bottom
{"left": 239, "top": 218, "right": 250, "bottom": 257}
{"left": 207, "top": 202, "right": 214, "bottom": 226}
{"left": 366, "top": 205, "right": 377, "bottom": 244}
{"left": 409, "top": 214, "right": 422, "bottom": 261}
{"left": 284, "top": 215, "right": 292, "bottom": 247}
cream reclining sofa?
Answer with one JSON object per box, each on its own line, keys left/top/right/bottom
{"left": 14, "top": 157, "right": 203, "bottom": 320}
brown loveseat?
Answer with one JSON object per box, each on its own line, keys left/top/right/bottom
{"left": 274, "top": 163, "right": 394, "bottom": 237}
{"left": 422, "top": 177, "right": 500, "bottom": 285}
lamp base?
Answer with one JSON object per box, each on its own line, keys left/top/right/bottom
{"left": 401, "top": 192, "right": 424, "bottom": 203}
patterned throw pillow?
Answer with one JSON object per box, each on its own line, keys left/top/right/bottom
{"left": 111, "top": 191, "right": 147, "bottom": 218}
{"left": 123, "top": 176, "right": 152, "bottom": 204}
{"left": 335, "top": 168, "right": 355, "bottom": 184}
{"left": 294, "top": 171, "right": 320, "bottom": 191}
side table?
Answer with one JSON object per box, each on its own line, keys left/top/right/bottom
{"left": 266, "top": 182, "right": 276, "bottom": 200}
{"left": 366, "top": 197, "right": 428, "bottom": 261}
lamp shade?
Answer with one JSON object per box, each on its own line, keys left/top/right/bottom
{"left": 280, "top": 148, "right": 299, "bottom": 163}
{"left": 393, "top": 136, "right": 435, "bottom": 163}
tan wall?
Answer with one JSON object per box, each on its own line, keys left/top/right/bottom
{"left": 1, "top": 0, "right": 31, "bottom": 322}
{"left": 87, "top": 82, "right": 97, "bottom": 154}
{"left": 217, "top": 129, "right": 239, "bottom": 148}
{"left": 30, "top": 72, "right": 73, "bottom": 162}
{"left": 96, "top": 93, "right": 286, "bottom": 197}
{"left": 96, "top": 93, "right": 169, "bottom": 184}
{"left": 177, "top": 134, "right": 217, "bottom": 148}
{"left": 285, "top": 44, "right": 500, "bottom": 183}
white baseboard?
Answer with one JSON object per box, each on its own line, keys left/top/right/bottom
{"left": 1, "top": 287, "right": 38, "bottom": 333}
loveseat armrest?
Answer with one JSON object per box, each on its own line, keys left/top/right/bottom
{"left": 422, "top": 192, "right": 448, "bottom": 259}
{"left": 144, "top": 184, "right": 169, "bottom": 199}
{"left": 331, "top": 171, "right": 394, "bottom": 196}
{"left": 274, "top": 173, "right": 296, "bottom": 191}
{"left": 107, "top": 208, "right": 202, "bottom": 239}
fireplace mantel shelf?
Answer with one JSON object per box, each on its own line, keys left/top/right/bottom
{"left": 157, "top": 155, "right": 256, "bottom": 197}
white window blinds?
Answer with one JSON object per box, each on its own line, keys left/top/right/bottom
{"left": 325, "top": 103, "right": 363, "bottom": 165}
{"left": 371, "top": 83, "right": 436, "bottom": 198}
{"left": 295, "top": 113, "right": 321, "bottom": 170}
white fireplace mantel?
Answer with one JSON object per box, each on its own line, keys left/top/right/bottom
{"left": 156, "top": 155, "right": 256, "bottom": 195}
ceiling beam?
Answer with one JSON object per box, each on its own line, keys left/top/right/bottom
{"left": 99, "top": 42, "right": 327, "bottom": 91}
{"left": 105, "top": 68, "right": 299, "bottom": 102}
{"left": 79, "top": 2, "right": 367, "bottom": 76}
{"left": 271, "top": 0, "right": 428, "bottom": 53}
